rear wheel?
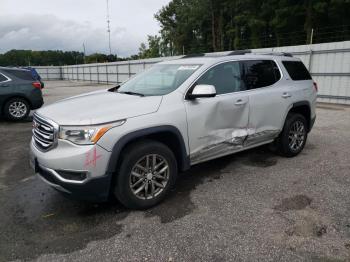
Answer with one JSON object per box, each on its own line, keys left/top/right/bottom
{"left": 276, "top": 113, "right": 308, "bottom": 157}
{"left": 4, "top": 98, "right": 30, "bottom": 121}
{"left": 114, "top": 140, "right": 177, "bottom": 209}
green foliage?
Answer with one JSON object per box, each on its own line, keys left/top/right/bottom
{"left": 1, "top": 1, "right": 349, "bottom": 66}
{"left": 138, "top": 35, "right": 163, "bottom": 58}
{"left": 0, "top": 50, "right": 85, "bottom": 66}
{"left": 143, "top": 0, "right": 350, "bottom": 55}
{"left": 0, "top": 50, "right": 124, "bottom": 67}
{"left": 84, "top": 53, "right": 120, "bottom": 64}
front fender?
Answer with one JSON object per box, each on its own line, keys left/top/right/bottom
{"left": 105, "top": 125, "right": 190, "bottom": 174}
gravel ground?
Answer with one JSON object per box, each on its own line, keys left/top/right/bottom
{"left": 0, "top": 81, "right": 349, "bottom": 262}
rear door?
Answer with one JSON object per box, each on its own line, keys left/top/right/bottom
{"left": 240, "top": 59, "right": 291, "bottom": 146}
{"left": 185, "top": 61, "right": 250, "bottom": 164}
{"left": 0, "top": 72, "right": 12, "bottom": 106}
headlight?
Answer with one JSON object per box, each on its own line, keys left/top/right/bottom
{"left": 58, "top": 119, "right": 126, "bottom": 145}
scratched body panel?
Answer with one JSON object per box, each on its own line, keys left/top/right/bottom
{"left": 30, "top": 139, "right": 110, "bottom": 179}
{"left": 185, "top": 93, "right": 249, "bottom": 164}
{"left": 245, "top": 130, "right": 279, "bottom": 147}
{"left": 247, "top": 80, "right": 290, "bottom": 138}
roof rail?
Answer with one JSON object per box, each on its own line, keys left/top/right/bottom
{"left": 181, "top": 50, "right": 293, "bottom": 59}
{"left": 253, "top": 52, "right": 293, "bottom": 57}
{"left": 281, "top": 52, "right": 293, "bottom": 57}
{"left": 182, "top": 53, "right": 205, "bottom": 58}
{"left": 227, "top": 50, "right": 251, "bottom": 56}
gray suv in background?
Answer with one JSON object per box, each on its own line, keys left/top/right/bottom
{"left": 30, "top": 51, "right": 317, "bottom": 209}
{"left": 0, "top": 67, "right": 44, "bottom": 120}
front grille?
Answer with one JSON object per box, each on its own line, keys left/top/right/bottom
{"left": 33, "top": 114, "right": 57, "bottom": 151}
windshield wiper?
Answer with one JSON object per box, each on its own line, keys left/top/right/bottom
{"left": 118, "top": 91, "right": 145, "bottom": 97}
{"left": 108, "top": 85, "right": 120, "bottom": 92}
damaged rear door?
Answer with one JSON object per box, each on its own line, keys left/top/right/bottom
{"left": 185, "top": 61, "right": 249, "bottom": 164}
{"left": 241, "top": 60, "right": 288, "bottom": 146}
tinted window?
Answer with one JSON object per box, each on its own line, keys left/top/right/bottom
{"left": 0, "top": 74, "right": 7, "bottom": 82}
{"left": 2, "top": 69, "right": 34, "bottom": 81}
{"left": 282, "top": 61, "right": 311, "bottom": 80}
{"left": 241, "top": 60, "right": 281, "bottom": 90}
{"left": 196, "top": 61, "right": 245, "bottom": 94}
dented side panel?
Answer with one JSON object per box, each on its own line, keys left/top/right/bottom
{"left": 246, "top": 78, "right": 292, "bottom": 143}
{"left": 185, "top": 94, "right": 249, "bottom": 164}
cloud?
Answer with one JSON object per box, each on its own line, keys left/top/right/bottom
{"left": 0, "top": 14, "right": 145, "bottom": 57}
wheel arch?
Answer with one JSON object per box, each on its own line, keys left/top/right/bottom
{"left": 286, "top": 101, "right": 312, "bottom": 132}
{"left": 106, "top": 125, "right": 190, "bottom": 176}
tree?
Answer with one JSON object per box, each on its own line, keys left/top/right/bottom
{"left": 0, "top": 50, "right": 125, "bottom": 66}
{"left": 151, "top": 0, "right": 350, "bottom": 55}
{"left": 138, "top": 35, "right": 164, "bottom": 58}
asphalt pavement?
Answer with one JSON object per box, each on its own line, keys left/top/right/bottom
{"left": 0, "top": 81, "right": 349, "bottom": 261}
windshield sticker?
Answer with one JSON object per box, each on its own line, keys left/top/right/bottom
{"left": 178, "top": 65, "right": 200, "bottom": 71}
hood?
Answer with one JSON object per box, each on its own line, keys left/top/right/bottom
{"left": 37, "top": 90, "right": 163, "bottom": 125}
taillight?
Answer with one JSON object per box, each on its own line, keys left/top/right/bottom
{"left": 32, "top": 81, "right": 42, "bottom": 89}
{"left": 313, "top": 82, "right": 318, "bottom": 92}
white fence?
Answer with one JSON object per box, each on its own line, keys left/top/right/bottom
{"left": 35, "top": 41, "right": 350, "bottom": 104}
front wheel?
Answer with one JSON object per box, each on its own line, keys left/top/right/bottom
{"left": 276, "top": 113, "right": 308, "bottom": 157}
{"left": 114, "top": 140, "right": 178, "bottom": 209}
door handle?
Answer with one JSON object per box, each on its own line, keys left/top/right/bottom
{"left": 0, "top": 84, "right": 9, "bottom": 87}
{"left": 282, "top": 92, "right": 291, "bottom": 98}
{"left": 234, "top": 99, "right": 247, "bottom": 106}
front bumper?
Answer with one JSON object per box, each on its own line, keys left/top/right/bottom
{"left": 30, "top": 138, "right": 113, "bottom": 202}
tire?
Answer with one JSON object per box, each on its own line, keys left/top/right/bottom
{"left": 114, "top": 140, "right": 178, "bottom": 209}
{"left": 4, "top": 98, "right": 30, "bottom": 121}
{"left": 276, "top": 113, "right": 308, "bottom": 157}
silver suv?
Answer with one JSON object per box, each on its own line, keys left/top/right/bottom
{"left": 30, "top": 52, "right": 317, "bottom": 209}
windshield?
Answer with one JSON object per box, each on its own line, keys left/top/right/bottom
{"left": 117, "top": 64, "right": 201, "bottom": 96}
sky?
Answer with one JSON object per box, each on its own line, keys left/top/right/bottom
{"left": 0, "top": 0, "right": 171, "bottom": 57}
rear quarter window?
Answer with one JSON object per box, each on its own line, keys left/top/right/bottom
{"left": 0, "top": 74, "right": 8, "bottom": 82}
{"left": 2, "top": 69, "right": 34, "bottom": 81}
{"left": 282, "top": 61, "right": 312, "bottom": 80}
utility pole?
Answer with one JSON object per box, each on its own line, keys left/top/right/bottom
{"left": 106, "top": 0, "right": 112, "bottom": 55}
{"left": 308, "top": 28, "right": 314, "bottom": 71}
{"left": 83, "top": 43, "right": 86, "bottom": 64}
{"left": 310, "top": 28, "right": 314, "bottom": 45}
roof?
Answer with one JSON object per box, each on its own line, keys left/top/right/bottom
{"left": 161, "top": 51, "right": 299, "bottom": 65}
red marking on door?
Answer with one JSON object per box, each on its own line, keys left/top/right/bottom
{"left": 85, "top": 147, "right": 102, "bottom": 168}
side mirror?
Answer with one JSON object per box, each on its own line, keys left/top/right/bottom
{"left": 187, "top": 84, "right": 216, "bottom": 100}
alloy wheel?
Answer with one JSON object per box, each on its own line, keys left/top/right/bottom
{"left": 129, "top": 154, "right": 170, "bottom": 200}
{"left": 8, "top": 101, "right": 27, "bottom": 118}
{"left": 288, "top": 120, "right": 305, "bottom": 152}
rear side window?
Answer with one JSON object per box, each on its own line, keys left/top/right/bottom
{"left": 0, "top": 74, "right": 8, "bottom": 82}
{"left": 241, "top": 60, "right": 281, "bottom": 90}
{"left": 2, "top": 69, "right": 34, "bottom": 81}
{"left": 282, "top": 61, "right": 311, "bottom": 80}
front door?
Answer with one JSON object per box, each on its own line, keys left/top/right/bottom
{"left": 185, "top": 61, "right": 249, "bottom": 165}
